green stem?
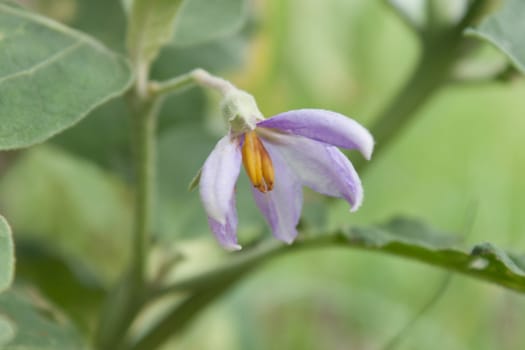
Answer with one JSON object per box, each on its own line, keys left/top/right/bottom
{"left": 352, "top": 40, "right": 459, "bottom": 171}
{"left": 131, "top": 96, "right": 159, "bottom": 287}
{"left": 94, "top": 67, "right": 237, "bottom": 349}
{"left": 354, "top": 0, "right": 488, "bottom": 172}
{"left": 131, "top": 242, "right": 283, "bottom": 350}
{"left": 95, "top": 85, "right": 160, "bottom": 350}
{"left": 150, "top": 68, "right": 236, "bottom": 98}
{"left": 132, "top": 221, "right": 525, "bottom": 350}
{"left": 149, "top": 71, "right": 197, "bottom": 97}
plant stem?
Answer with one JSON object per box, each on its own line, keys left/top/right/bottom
{"left": 132, "top": 218, "right": 525, "bottom": 350}
{"left": 131, "top": 96, "right": 159, "bottom": 287}
{"left": 354, "top": 0, "right": 488, "bottom": 172}
{"left": 130, "top": 242, "right": 283, "bottom": 350}
{"left": 95, "top": 80, "right": 160, "bottom": 350}
{"left": 149, "top": 71, "right": 197, "bottom": 97}
{"left": 352, "top": 41, "right": 458, "bottom": 171}
{"left": 150, "top": 68, "right": 236, "bottom": 98}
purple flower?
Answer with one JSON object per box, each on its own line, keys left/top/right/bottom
{"left": 199, "top": 109, "right": 374, "bottom": 250}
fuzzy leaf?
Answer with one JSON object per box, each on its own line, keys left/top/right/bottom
{"left": 0, "top": 215, "right": 14, "bottom": 293}
{"left": 466, "top": 0, "right": 525, "bottom": 73}
{"left": 0, "top": 146, "right": 132, "bottom": 283}
{"left": 0, "top": 2, "right": 132, "bottom": 150}
{"left": 344, "top": 217, "right": 525, "bottom": 292}
{"left": 126, "top": 0, "right": 183, "bottom": 66}
{"left": 0, "top": 289, "right": 86, "bottom": 349}
{"left": 15, "top": 239, "right": 106, "bottom": 333}
{"left": 172, "top": 0, "right": 247, "bottom": 47}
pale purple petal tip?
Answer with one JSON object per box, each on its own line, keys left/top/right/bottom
{"left": 258, "top": 109, "right": 374, "bottom": 160}
{"left": 251, "top": 141, "right": 303, "bottom": 244}
{"left": 207, "top": 196, "right": 242, "bottom": 251}
{"left": 199, "top": 136, "right": 242, "bottom": 224}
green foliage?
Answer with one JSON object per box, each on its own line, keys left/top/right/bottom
{"left": 0, "top": 146, "right": 132, "bottom": 283}
{"left": 0, "top": 2, "right": 132, "bottom": 150}
{"left": 347, "top": 218, "right": 525, "bottom": 292}
{"left": 51, "top": 98, "right": 132, "bottom": 172}
{"left": 15, "top": 239, "right": 106, "bottom": 333}
{"left": 386, "top": 0, "right": 468, "bottom": 34}
{"left": 172, "top": 0, "right": 247, "bottom": 47}
{"left": 0, "top": 289, "right": 86, "bottom": 349}
{"left": 53, "top": 1, "right": 249, "bottom": 174}
{"left": 2, "top": 0, "right": 525, "bottom": 349}
{"left": 157, "top": 217, "right": 525, "bottom": 297}
{"left": 126, "top": 0, "right": 183, "bottom": 66}
{"left": 0, "top": 215, "right": 14, "bottom": 293}
{"left": 126, "top": 0, "right": 249, "bottom": 69}
{"left": 138, "top": 217, "right": 525, "bottom": 348}
{"left": 467, "top": 0, "right": 525, "bottom": 73}
{"left": 71, "top": 0, "right": 127, "bottom": 51}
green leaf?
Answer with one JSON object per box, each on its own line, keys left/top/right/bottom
{"left": 160, "top": 217, "right": 525, "bottom": 296}
{"left": 70, "top": 0, "right": 127, "bottom": 52}
{"left": 172, "top": 0, "right": 247, "bottom": 47}
{"left": 386, "top": 0, "right": 427, "bottom": 30}
{"left": 51, "top": 98, "right": 132, "bottom": 173}
{"left": 0, "top": 146, "right": 132, "bottom": 283}
{"left": 0, "top": 215, "right": 14, "bottom": 293}
{"left": 127, "top": 0, "right": 183, "bottom": 66}
{"left": 153, "top": 29, "right": 249, "bottom": 78}
{"left": 347, "top": 217, "right": 525, "bottom": 292}
{"left": 126, "top": 0, "right": 247, "bottom": 65}
{"left": 15, "top": 239, "right": 106, "bottom": 333}
{"left": 386, "top": 0, "right": 466, "bottom": 31}
{"left": 466, "top": 0, "right": 525, "bottom": 74}
{"left": 0, "top": 314, "right": 15, "bottom": 346}
{"left": 0, "top": 289, "right": 86, "bottom": 349}
{"left": 0, "top": 2, "right": 132, "bottom": 150}
{"left": 21, "top": 0, "right": 127, "bottom": 52}
{"left": 136, "top": 217, "right": 525, "bottom": 348}
{"left": 54, "top": 31, "right": 249, "bottom": 173}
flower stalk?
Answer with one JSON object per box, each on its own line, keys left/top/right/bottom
{"left": 150, "top": 68, "right": 235, "bottom": 98}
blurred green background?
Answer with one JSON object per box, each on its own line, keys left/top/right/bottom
{"left": 2, "top": 0, "right": 525, "bottom": 349}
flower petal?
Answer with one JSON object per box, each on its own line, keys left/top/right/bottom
{"left": 251, "top": 142, "right": 303, "bottom": 243}
{"left": 207, "top": 196, "right": 241, "bottom": 251}
{"left": 257, "top": 109, "right": 374, "bottom": 159}
{"left": 265, "top": 134, "right": 363, "bottom": 211}
{"left": 199, "top": 135, "right": 242, "bottom": 224}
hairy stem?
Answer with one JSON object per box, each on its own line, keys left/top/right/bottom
{"left": 150, "top": 68, "right": 236, "bottom": 98}
{"left": 131, "top": 96, "right": 159, "bottom": 286}
{"left": 94, "top": 67, "right": 239, "bottom": 349}
{"left": 95, "top": 86, "right": 160, "bottom": 350}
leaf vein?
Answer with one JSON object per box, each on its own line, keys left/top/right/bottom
{"left": 0, "top": 41, "right": 82, "bottom": 85}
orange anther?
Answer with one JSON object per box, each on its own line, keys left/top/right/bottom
{"left": 242, "top": 131, "right": 274, "bottom": 192}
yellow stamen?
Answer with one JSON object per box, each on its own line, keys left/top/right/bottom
{"left": 259, "top": 140, "right": 274, "bottom": 191}
{"left": 242, "top": 131, "right": 275, "bottom": 192}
